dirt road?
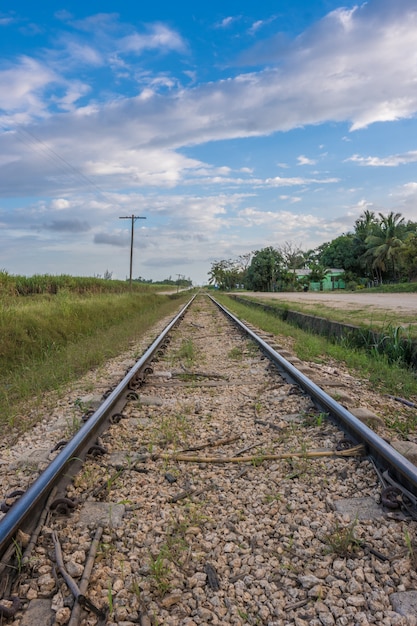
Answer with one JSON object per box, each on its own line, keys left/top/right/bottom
{"left": 246, "top": 291, "right": 417, "bottom": 314}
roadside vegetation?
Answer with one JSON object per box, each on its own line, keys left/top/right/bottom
{"left": 208, "top": 210, "right": 417, "bottom": 292}
{"left": 0, "top": 270, "right": 191, "bottom": 297}
{"left": 216, "top": 294, "right": 417, "bottom": 401}
{"left": 0, "top": 275, "right": 191, "bottom": 433}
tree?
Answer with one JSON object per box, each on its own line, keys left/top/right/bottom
{"left": 400, "top": 231, "right": 417, "bottom": 281}
{"left": 208, "top": 259, "right": 239, "bottom": 290}
{"left": 354, "top": 210, "right": 378, "bottom": 242}
{"left": 353, "top": 210, "right": 379, "bottom": 278}
{"left": 208, "top": 255, "right": 252, "bottom": 289}
{"left": 245, "top": 247, "right": 283, "bottom": 291}
{"left": 277, "top": 241, "right": 305, "bottom": 270}
{"left": 276, "top": 241, "right": 305, "bottom": 288}
{"left": 307, "top": 260, "right": 328, "bottom": 290}
{"left": 319, "top": 234, "right": 362, "bottom": 274}
{"left": 363, "top": 212, "right": 406, "bottom": 282}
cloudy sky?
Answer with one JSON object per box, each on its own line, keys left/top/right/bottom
{"left": 1, "top": 0, "right": 417, "bottom": 284}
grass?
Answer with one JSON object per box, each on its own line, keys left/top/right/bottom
{"left": 155, "top": 412, "right": 190, "bottom": 448}
{"left": 324, "top": 518, "right": 362, "bottom": 557}
{"left": 148, "top": 551, "right": 172, "bottom": 595}
{"left": 147, "top": 504, "right": 208, "bottom": 596}
{"left": 215, "top": 294, "right": 417, "bottom": 400}
{"left": 0, "top": 290, "right": 190, "bottom": 433}
{"left": 228, "top": 346, "right": 244, "bottom": 360}
{"left": 171, "top": 338, "right": 196, "bottom": 367}
{"left": 384, "top": 410, "right": 417, "bottom": 437}
{"left": 366, "top": 283, "right": 417, "bottom": 294}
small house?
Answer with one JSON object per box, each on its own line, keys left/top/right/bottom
{"left": 294, "top": 268, "right": 345, "bottom": 291}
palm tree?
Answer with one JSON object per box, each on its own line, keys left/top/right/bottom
{"left": 354, "top": 210, "right": 377, "bottom": 241}
{"left": 354, "top": 210, "right": 378, "bottom": 278}
{"left": 363, "top": 212, "right": 406, "bottom": 283}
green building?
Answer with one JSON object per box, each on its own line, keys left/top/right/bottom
{"left": 295, "top": 268, "right": 345, "bottom": 291}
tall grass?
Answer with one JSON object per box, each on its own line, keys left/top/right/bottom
{"left": 0, "top": 270, "right": 162, "bottom": 297}
{"left": 339, "top": 323, "right": 416, "bottom": 367}
{"left": 1, "top": 290, "right": 189, "bottom": 432}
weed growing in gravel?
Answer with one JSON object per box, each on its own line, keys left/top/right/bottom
{"left": 385, "top": 411, "right": 417, "bottom": 437}
{"left": 106, "top": 581, "right": 114, "bottom": 617}
{"left": 164, "top": 533, "right": 189, "bottom": 563}
{"left": 97, "top": 541, "right": 116, "bottom": 561}
{"left": 73, "top": 397, "right": 91, "bottom": 413}
{"left": 251, "top": 450, "right": 266, "bottom": 467}
{"left": 148, "top": 550, "right": 172, "bottom": 595}
{"left": 64, "top": 414, "right": 81, "bottom": 437}
{"left": 324, "top": 517, "right": 362, "bottom": 556}
{"left": 228, "top": 346, "right": 243, "bottom": 360}
{"left": 130, "top": 579, "right": 141, "bottom": 601}
{"left": 172, "top": 338, "right": 196, "bottom": 367}
{"left": 245, "top": 340, "right": 261, "bottom": 358}
{"left": 11, "top": 538, "right": 24, "bottom": 574}
{"left": 156, "top": 412, "right": 190, "bottom": 448}
{"left": 285, "top": 453, "right": 316, "bottom": 479}
{"left": 254, "top": 401, "right": 263, "bottom": 414}
{"left": 75, "top": 464, "right": 99, "bottom": 490}
{"left": 238, "top": 608, "right": 262, "bottom": 624}
{"left": 146, "top": 504, "right": 212, "bottom": 597}
{"left": 404, "top": 528, "right": 417, "bottom": 567}
{"left": 105, "top": 468, "right": 123, "bottom": 494}
{"left": 180, "top": 502, "right": 211, "bottom": 528}
{"left": 264, "top": 493, "right": 283, "bottom": 504}
{"left": 302, "top": 410, "right": 328, "bottom": 427}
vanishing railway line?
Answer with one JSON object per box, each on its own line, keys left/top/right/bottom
{"left": 1, "top": 293, "right": 417, "bottom": 625}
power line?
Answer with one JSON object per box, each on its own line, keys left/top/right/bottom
{"left": 3, "top": 123, "right": 113, "bottom": 201}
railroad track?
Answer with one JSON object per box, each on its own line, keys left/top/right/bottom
{"left": 1, "top": 293, "right": 417, "bottom": 625}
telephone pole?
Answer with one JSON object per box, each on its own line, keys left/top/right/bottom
{"left": 119, "top": 214, "right": 146, "bottom": 287}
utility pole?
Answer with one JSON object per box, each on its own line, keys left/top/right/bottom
{"left": 119, "top": 214, "right": 146, "bottom": 287}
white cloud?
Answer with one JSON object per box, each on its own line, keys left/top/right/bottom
{"left": 279, "top": 195, "right": 302, "bottom": 203}
{"left": 216, "top": 17, "right": 238, "bottom": 29}
{"left": 248, "top": 16, "right": 277, "bottom": 36}
{"left": 297, "top": 155, "right": 317, "bottom": 166}
{"left": 3, "top": 2, "right": 417, "bottom": 141}
{"left": 63, "top": 41, "right": 103, "bottom": 66}
{"left": 120, "top": 23, "right": 186, "bottom": 55}
{"left": 400, "top": 182, "right": 417, "bottom": 194}
{"left": 0, "top": 14, "right": 14, "bottom": 26}
{"left": 51, "top": 198, "right": 71, "bottom": 210}
{"left": 0, "top": 56, "right": 57, "bottom": 115}
{"left": 387, "top": 182, "right": 417, "bottom": 223}
{"left": 248, "top": 21, "right": 264, "bottom": 35}
{"left": 265, "top": 176, "right": 338, "bottom": 187}
{"left": 347, "top": 151, "right": 417, "bottom": 167}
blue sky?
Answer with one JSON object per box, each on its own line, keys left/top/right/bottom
{"left": 1, "top": 1, "right": 417, "bottom": 284}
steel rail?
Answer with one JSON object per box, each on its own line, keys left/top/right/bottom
{"left": 0, "top": 295, "right": 196, "bottom": 560}
{"left": 210, "top": 295, "right": 417, "bottom": 497}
